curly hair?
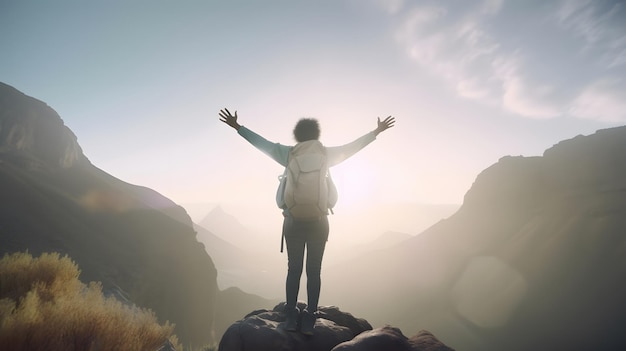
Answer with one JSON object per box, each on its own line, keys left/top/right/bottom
{"left": 293, "top": 118, "right": 320, "bottom": 142}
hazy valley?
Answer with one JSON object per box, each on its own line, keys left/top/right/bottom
{"left": 2, "top": 82, "right": 626, "bottom": 350}
{"left": 192, "top": 202, "right": 458, "bottom": 299}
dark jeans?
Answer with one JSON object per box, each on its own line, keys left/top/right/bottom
{"left": 283, "top": 215, "right": 329, "bottom": 312}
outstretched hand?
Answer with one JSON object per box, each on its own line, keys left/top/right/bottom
{"left": 374, "top": 116, "right": 395, "bottom": 135}
{"left": 219, "top": 108, "right": 241, "bottom": 130}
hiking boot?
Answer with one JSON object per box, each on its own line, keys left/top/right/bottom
{"left": 300, "top": 309, "right": 317, "bottom": 336}
{"left": 284, "top": 305, "right": 300, "bottom": 332}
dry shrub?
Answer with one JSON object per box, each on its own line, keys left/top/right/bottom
{"left": 0, "top": 252, "right": 182, "bottom": 351}
{"left": 0, "top": 251, "right": 80, "bottom": 302}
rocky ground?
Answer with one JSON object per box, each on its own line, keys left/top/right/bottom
{"left": 218, "top": 303, "right": 454, "bottom": 351}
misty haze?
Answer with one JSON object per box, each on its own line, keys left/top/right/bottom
{"left": 2, "top": 1, "right": 626, "bottom": 351}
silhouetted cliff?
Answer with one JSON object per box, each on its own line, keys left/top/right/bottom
{"left": 324, "top": 125, "right": 626, "bottom": 351}
{"left": 0, "top": 82, "right": 85, "bottom": 168}
{"left": 0, "top": 82, "right": 217, "bottom": 348}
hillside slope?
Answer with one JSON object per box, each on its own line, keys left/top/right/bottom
{"left": 324, "top": 126, "right": 626, "bottom": 351}
{"left": 0, "top": 82, "right": 217, "bottom": 348}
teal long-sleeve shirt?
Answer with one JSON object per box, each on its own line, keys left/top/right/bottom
{"left": 237, "top": 126, "right": 377, "bottom": 167}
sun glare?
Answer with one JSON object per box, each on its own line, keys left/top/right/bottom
{"left": 331, "top": 157, "right": 381, "bottom": 210}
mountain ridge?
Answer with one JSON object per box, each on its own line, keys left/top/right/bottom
{"left": 323, "top": 125, "right": 626, "bottom": 350}
{"left": 0, "top": 82, "right": 218, "bottom": 348}
{"left": 0, "top": 82, "right": 85, "bottom": 169}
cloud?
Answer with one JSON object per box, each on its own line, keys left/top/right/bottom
{"left": 391, "top": 1, "right": 562, "bottom": 118}
{"left": 570, "top": 79, "right": 626, "bottom": 122}
{"left": 492, "top": 55, "right": 562, "bottom": 118}
{"left": 480, "top": 0, "right": 504, "bottom": 15}
{"left": 385, "top": 0, "right": 626, "bottom": 122}
{"left": 556, "top": 0, "right": 626, "bottom": 68}
{"left": 456, "top": 78, "right": 496, "bottom": 102}
{"left": 394, "top": 4, "right": 501, "bottom": 101}
{"left": 373, "top": 0, "right": 405, "bottom": 14}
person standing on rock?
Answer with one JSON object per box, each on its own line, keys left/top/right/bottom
{"left": 219, "top": 108, "right": 395, "bottom": 335}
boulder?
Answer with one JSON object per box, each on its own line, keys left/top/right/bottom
{"left": 219, "top": 304, "right": 454, "bottom": 351}
{"left": 218, "top": 303, "right": 371, "bottom": 351}
{"left": 332, "top": 326, "right": 455, "bottom": 351}
{"left": 331, "top": 326, "right": 411, "bottom": 351}
{"left": 408, "top": 330, "right": 456, "bottom": 351}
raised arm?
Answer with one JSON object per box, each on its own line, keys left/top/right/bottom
{"left": 326, "top": 115, "right": 395, "bottom": 166}
{"left": 218, "top": 108, "right": 290, "bottom": 166}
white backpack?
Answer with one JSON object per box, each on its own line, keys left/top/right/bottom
{"left": 276, "top": 140, "right": 337, "bottom": 220}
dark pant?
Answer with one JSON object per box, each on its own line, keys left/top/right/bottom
{"left": 283, "top": 215, "right": 329, "bottom": 312}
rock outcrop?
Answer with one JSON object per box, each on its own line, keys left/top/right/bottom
{"left": 334, "top": 327, "right": 454, "bottom": 351}
{"left": 218, "top": 303, "right": 453, "bottom": 351}
{"left": 0, "top": 82, "right": 86, "bottom": 169}
{"left": 219, "top": 303, "right": 371, "bottom": 351}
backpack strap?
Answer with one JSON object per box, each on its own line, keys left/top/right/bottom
{"left": 281, "top": 228, "right": 285, "bottom": 253}
{"left": 280, "top": 209, "right": 290, "bottom": 252}
{"left": 280, "top": 225, "right": 285, "bottom": 253}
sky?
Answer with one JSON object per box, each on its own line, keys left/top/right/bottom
{"left": 2, "top": 0, "right": 626, "bottom": 237}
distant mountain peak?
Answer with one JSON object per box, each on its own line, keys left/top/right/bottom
{"left": 210, "top": 204, "right": 226, "bottom": 215}
{"left": 197, "top": 205, "right": 266, "bottom": 252}
{"left": 201, "top": 204, "right": 242, "bottom": 226}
